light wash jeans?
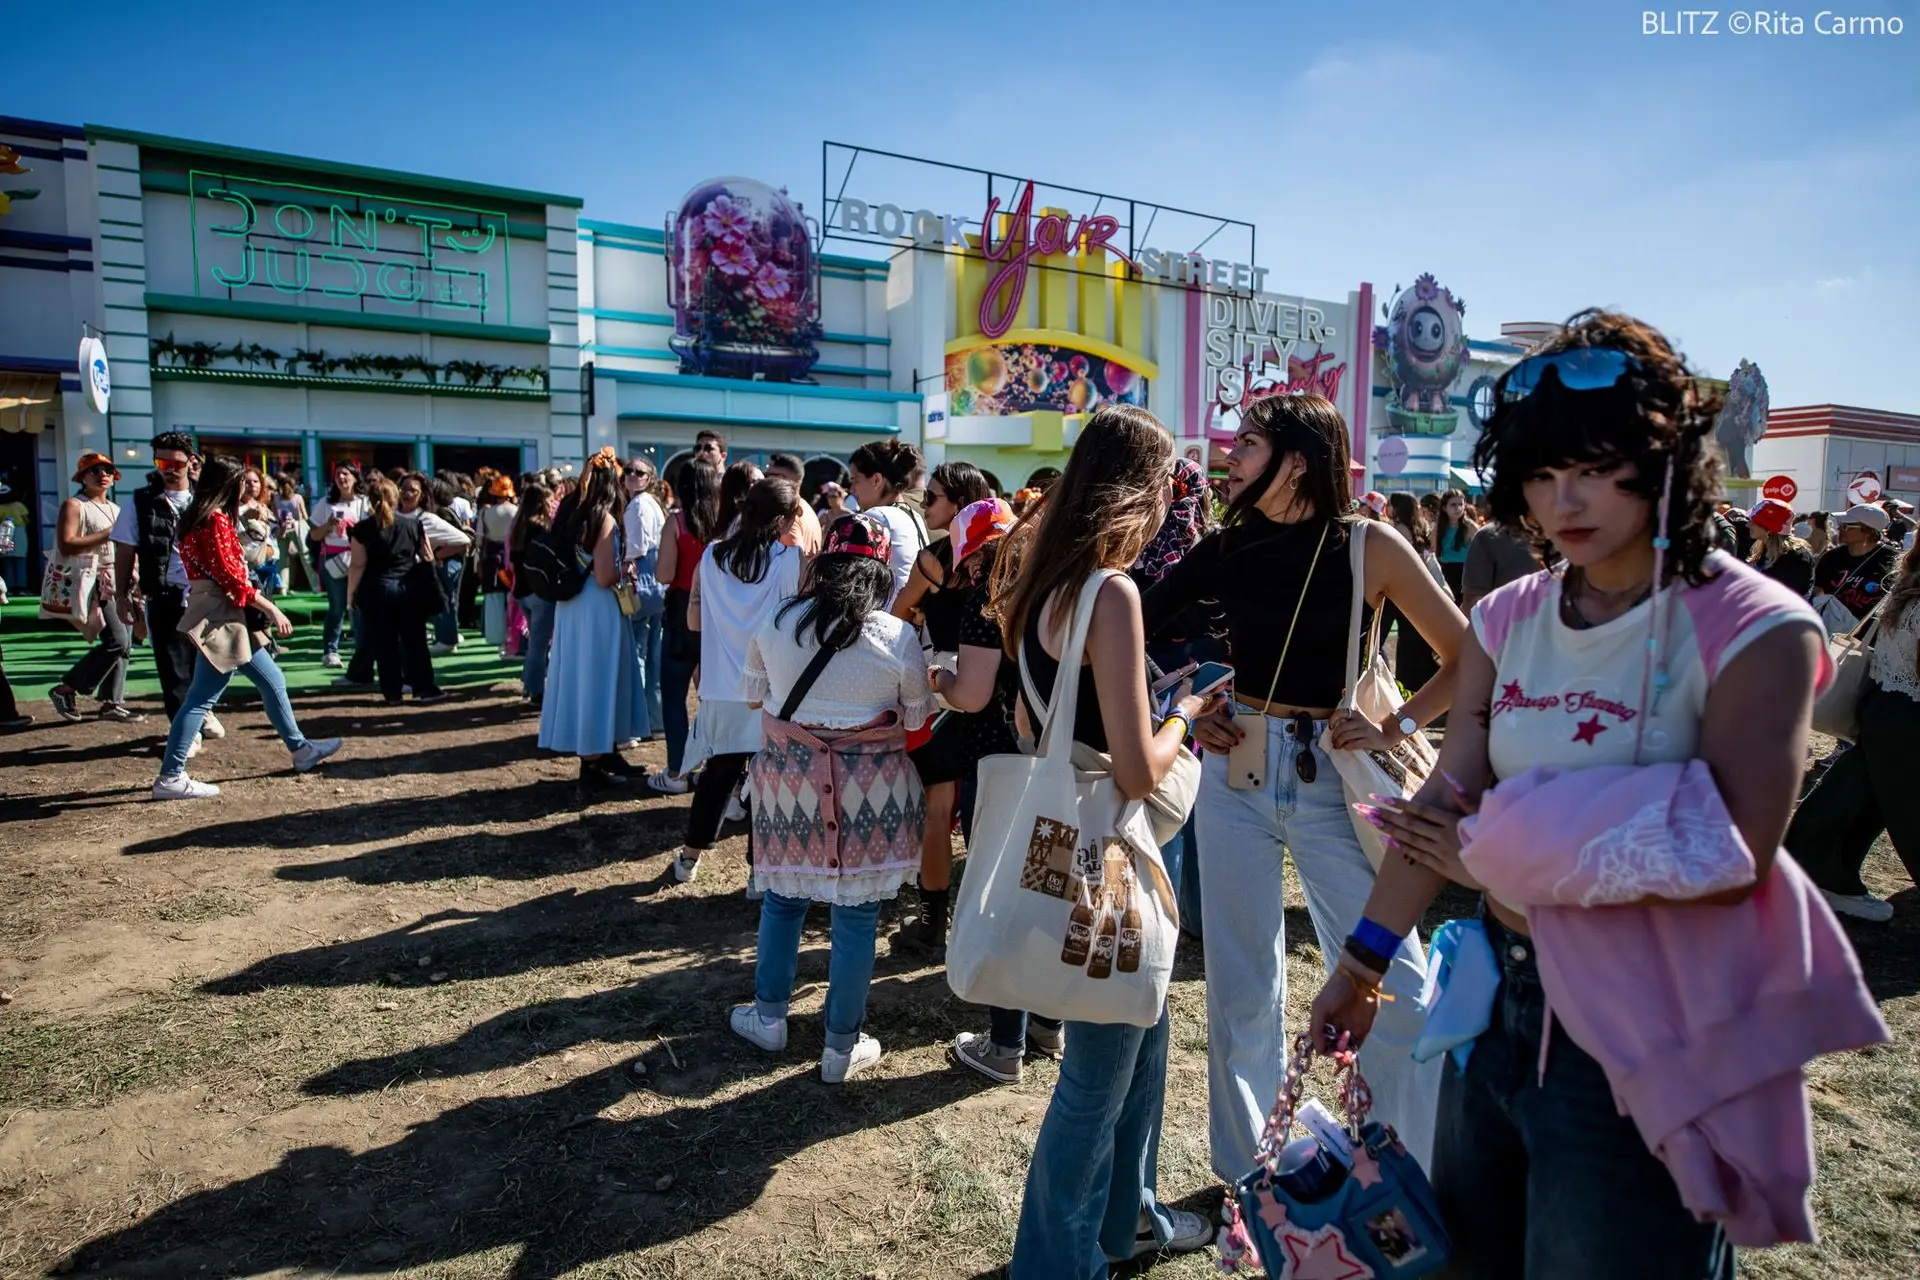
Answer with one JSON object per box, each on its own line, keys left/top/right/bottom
{"left": 1194, "top": 713, "right": 1439, "bottom": 1181}
{"left": 752, "top": 891, "right": 880, "bottom": 1053}
{"left": 1010, "top": 1009, "right": 1179, "bottom": 1279}
{"left": 160, "top": 648, "right": 309, "bottom": 776}
{"left": 520, "top": 595, "right": 555, "bottom": 699}
{"left": 631, "top": 611, "right": 665, "bottom": 734}
{"left": 433, "top": 558, "right": 465, "bottom": 647}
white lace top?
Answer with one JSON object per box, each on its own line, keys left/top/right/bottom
{"left": 1870, "top": 600, "right": 1920, "bottom": 701}
{"left": 743, "top": 609, "right": 935, "bottom": 731}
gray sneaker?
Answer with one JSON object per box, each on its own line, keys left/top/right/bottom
{"left": 1107, "top": 1207, "right": 1215, "bottom": 1263}
{"left": 99, "top": 703, "right": 146, "bottom": 724}
{"left": 291, "top": 738, "right": 342, "bottom": 773}
{"left": 1821, "top": 888, "right": 1894, "bottom": 923}
{"left": 950, "top": 1031, "right": 1023, "bottom": 1085}
{"left": 48, "top": 687, "right": 82, "bottom": 723}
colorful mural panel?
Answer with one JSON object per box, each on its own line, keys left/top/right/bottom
{"left": 946, "top": 342, "right": 1148, "bottom": 417}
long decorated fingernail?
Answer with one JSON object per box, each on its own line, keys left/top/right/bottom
{"left": 1385, "top": 836, "right": 1403, "bottom": 850}
{"left": 1441, "top": 768, "right": 1470, "bottom": 799}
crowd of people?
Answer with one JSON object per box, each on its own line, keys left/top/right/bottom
{"left": 2, "top": 308, "right": 1914, "bottom": 1278}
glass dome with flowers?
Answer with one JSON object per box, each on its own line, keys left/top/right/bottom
{"left": 666, "top": 177, "right": 821, "bottom": 382}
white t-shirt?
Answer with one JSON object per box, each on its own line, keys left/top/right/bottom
{"left": 624, "top": 492, "right": 666, "bottom": 561}
{"left": 109, "top": 487, "right": 190, "bottom": 588}
{"left": 744, "top": 609, "right": 935, "bottom": 731}
{"left": 1473, "top": 552, "right": 1826, "bottom": 781}
{"left": 310, "top": 493, "right": 369, "bottom": 552}
{"left": 697, "top": 541, "right": 803, "bottom": 702}
{"left": 862, "top": 504, "right": 927, "bottom": 606}
{"left": 417, "top": 510, "right": 473, "bottom": 554}
{"left": 449, "top": 495, "right": 475, "bottom": 526}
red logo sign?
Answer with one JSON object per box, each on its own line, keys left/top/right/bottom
{"left": 1762, "top": 475, "right": 1798, "bottom": 503}
{"left": 1848, "top": 471, "right": 1883, "bottom": 505}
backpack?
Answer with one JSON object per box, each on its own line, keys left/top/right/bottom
{"left": 518, "top": 529, "right": 590, "bottom": 603}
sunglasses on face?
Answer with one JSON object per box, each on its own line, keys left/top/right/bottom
{"left": 154, "top": 456, "right": 191, "bottom": 471}
{"left": 1501, "top": 347, "right": 1641, "bottom": 404}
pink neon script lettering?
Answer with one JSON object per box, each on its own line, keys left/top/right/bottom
{"left": 977, "top": 184, "right": 1138, "bottom": 339}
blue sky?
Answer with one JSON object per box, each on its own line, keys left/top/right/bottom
{"left": 14, "top": 0, "right": 1918, "bottom": 411}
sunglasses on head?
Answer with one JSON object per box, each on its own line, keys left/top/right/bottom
{"left": 1501, "top": 347, "right": 1641, "bottom": 404}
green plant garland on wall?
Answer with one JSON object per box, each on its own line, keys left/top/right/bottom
{"left": 149, "top": 334, "right": 548, "bottom": 391}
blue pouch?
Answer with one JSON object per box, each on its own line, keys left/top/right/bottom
{"left": 1412, "top": 918, "right": 1500, "bottom": 1071}
{"left": 1219, "top": 1033, "right": 1451, "bottom": 1278}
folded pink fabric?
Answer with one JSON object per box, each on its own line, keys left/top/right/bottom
{"left": 1460, "top": 763, "right": 1889, "bottom": 1245}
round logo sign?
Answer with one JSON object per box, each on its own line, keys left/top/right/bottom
{"left": 1762, "top": 475, "right": 1798, "bottom": 503}
{"left": 1847, "top": 471, "right": 1883, "bottom": 506}
{"left": 1376, "top": 436, "right": 1409, "bottom": 477}
{"left": 78, "top": 336, "right": 111, "bottom": 414}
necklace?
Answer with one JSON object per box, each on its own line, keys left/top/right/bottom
{"left": 1560, "top": 568, "right": 1654, "bottom": 630}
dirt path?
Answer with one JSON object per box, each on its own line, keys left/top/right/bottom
{"left": 1, "top": 691, "right": 1915, "bottom": 1277}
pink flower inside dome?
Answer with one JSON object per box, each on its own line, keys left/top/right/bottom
{"left": 710, "top": 238, "right": 758, "bottom": 278}
{"left": 703, "top": 194, "right": 754, "bottom": 242}
{"left": 753, "top": 262, "right": 792, "bottom": 300}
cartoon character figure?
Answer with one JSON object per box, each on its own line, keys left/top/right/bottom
{"left": 1372, "top": 273, "right": 1468, "bottom": 438}
{"left": 1715, "top": 358, "right": 1769, "bottom": 479}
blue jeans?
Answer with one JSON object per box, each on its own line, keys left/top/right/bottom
{"left": 1010, "top": 1009, "right": 1178, "bottom": 1278}
{"left": 752, "top": 891, "right": 880, "bottom": 1053}
{"left": 520, "top": 595, "right": 555, "bottom": 699}
{"left": 434, "top": 558, "right": 465, "bottom": 647}
{"left": 661, "top": 646, "right": 697, "bottom": 774}
{"left": 321, "top": 567, "right": 352, "bottom": 655}
{"left": 1162, "top": 812, "right": 1203, "bottom": 941}
{"left": 631, "top": 611, "right": 665, "bottom": 733}
{"left": 1430, "top": 912, "right": 1733, "bottom": 1279}
{"left": 161, "top": 648, "right": 308, "bottom": 776}
{"left": 252, "top": 558, "right": 283, "bottom": 593}
{"left": 1194, "top": 714, "right": 1438, "bottom": 1180}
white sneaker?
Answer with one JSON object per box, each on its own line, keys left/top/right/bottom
{"left": 291, "top": 738, "right": 342, "bottom": 773}
{"left": 187, "top": 732, "right": 203, "bottom": 759}
{"left": 322, "top": 651, "right": 343, "bottom": 669}
{"left": 670, "top": 852, "right": 701, "bottom": 883}
{"left": 429, "top": 642, "right": 458, "bottom": 657}
{"left": 1108, "top": 1207, "right": 1216, "bottom": 1263}
{"left": 820, "top": 1034, "right": 882, "bottom": 1084}
{"left": 723, "top": 793, "right": 749, "bottom": 823}
{"left": 201, "top": 712, "right": 226, "bottom": 740}
{"left": 647, "top": 772, "right": 690, "bottom": 796}
{"left": 1821, "top": 888, "right": 1894, "bottom": 923}
{"left": 729, "top": 1003, "right": 788, "bottom": 1051}
{"left": 152, "top": 772, "right": 219, "bottom": 800}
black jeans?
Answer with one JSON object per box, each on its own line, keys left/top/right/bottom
{"left": 1785, "top": 683, "right": 1920, "bottom": 894}
{"left": 62, "top": 605, "right": 133, "bottom": 704}
{"left": 686, "top": 751, "right": 754, "bottom": 852}
{"left": 358, "top": 578, "right": 438, "bottom": 702}
{"left": 145, "top": 588, "right": 198, "bottom": 719}
{"left": 1429, "top": 911, "right": 1732, "bottom": 1279}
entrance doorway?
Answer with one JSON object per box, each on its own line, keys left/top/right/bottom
{"left": 196, "top": 435, "right": 305, "bottom": 487}
{"left": 0, "top": 430, "right": 38, "bottom": 594}
{"left": 322, "top": 438, "right": 416, "bottom": 482}
{"left": 432, "top": 442, "right": 524, "bottom": 482}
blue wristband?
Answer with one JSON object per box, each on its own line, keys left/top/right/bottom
{"left": 1351, "top": 916, "right": 1404, "bottom": 961}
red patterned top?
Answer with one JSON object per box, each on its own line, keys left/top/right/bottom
{"left": 178, "top": 511, "right": 258, "bottom": 609}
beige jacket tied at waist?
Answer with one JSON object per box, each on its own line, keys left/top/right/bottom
{"left": 178, "top": 579, "right": 266, "bottom": 674}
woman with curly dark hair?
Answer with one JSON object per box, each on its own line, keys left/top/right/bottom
{"left": 1316, "top": 311, "right": 1855, "bottom": 1276}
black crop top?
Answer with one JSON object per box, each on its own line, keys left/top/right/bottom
{"left": 1019, "top": 601, "right": 1110, "bottom": 752}
{"left": 1141, "top": 514, "right": 1369, "bottom": 710}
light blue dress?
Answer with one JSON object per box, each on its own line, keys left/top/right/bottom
{"left": 538, "top": 574, "right": 648, "bottom": 755}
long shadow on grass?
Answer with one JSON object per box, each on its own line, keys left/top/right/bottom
{"left": 121, "top": 777, "right": 592, "bottom": 855}
{"left": 59, "top": 1028, "right": 982, "bottom": 1278}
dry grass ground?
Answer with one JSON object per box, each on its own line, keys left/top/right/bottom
{"left": 0, "top": 690, "right": 1915, "bottom": 1278}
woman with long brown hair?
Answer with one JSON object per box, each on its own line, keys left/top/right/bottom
{"left": 990, "top": 404, "right": 1217, "bottom": 1276}
{"left": 650, "top": 457, "right": 724, "bottom": 790}
{"left": 1145, "top": 393, "right": 1464, "bottom": 1179}
{"left": 346, "top": 476, "right": 444, "bottom": 705}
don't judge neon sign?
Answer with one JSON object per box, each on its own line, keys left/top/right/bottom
{"left": 978, "top": 182, "right": 1134, "bottom": 340}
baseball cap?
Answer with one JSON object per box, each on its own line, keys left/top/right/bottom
{"left": 1839, "top": 504, "right": 1890, "bottom": 532}
{"left": 820, "top": 512, "right": 892, "bottom": 563}
{"left": 1747, "top": 499, "right": 1794, "bottom": 537}
{"left": 1362, "top": 491, "right": 1389, "bottom": 515}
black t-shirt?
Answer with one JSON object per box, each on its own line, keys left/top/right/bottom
{"left": 1814, "top": 542, "right": 1899, "bottom": 617}
{"left": 1141, "top": 515, "right": 1366, "bottom": 710}
{"left": 1759, "top": 544, "right": 1815, "bottom": 598}
{"left": 351, "top": 513, "right": 424, "bottom": 583}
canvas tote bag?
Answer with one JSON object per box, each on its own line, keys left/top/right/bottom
{"left": 1812, "top": 605, "right": 1882, "bottom": 742}
{"left": 946, "top": 570, "right": 1178, "bottom": 1028}
{"left": 1327, "top": 520, "right": 1440, "bottom": 871}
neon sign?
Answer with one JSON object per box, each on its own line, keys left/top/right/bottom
{"left": 976, "top": 182, "right": 1135, "bottom": 340}
{"left": 188, "top": 172, "right": 513, "bottom": 321}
